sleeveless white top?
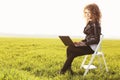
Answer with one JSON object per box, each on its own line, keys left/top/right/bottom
{"left": 89, "top": 44, "right": 97, "bottom": 51}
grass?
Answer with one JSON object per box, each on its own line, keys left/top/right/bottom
{"left": 0, "top": 37, "right": 120, "bottom": 80}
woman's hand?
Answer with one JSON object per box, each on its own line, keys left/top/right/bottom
{"left": 74, "top": 42, "right": 87, "bottom": 47}
{"left": 79, "top": 42, "right": 87, "bottom": 46}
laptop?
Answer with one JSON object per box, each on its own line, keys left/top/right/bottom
{"left": 59, "top": 36, "right": 75, "bottom": 46}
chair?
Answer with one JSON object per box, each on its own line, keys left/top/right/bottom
{"left": 80, "top": 35, "right": 108, "bottom": 76}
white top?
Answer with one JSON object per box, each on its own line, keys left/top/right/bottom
{"left": 89, "top": 44, "right": 97, "bottom": 51}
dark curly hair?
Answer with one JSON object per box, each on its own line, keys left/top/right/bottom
{"left": 84, "top": 3, "right": 102, "bottom": 23}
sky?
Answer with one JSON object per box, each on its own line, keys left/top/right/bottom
{"left": 0, "top": 0, "right": 120, "bottom": 39}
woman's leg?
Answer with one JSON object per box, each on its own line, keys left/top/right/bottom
{"left": 60, "top": 46, "right": 94, "bottom": 74}
{"left": 60, "top": 53, "right": 75, "bottom": 74}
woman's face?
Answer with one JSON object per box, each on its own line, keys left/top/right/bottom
{"left": 84, "top": 9, "right": 92, "bottom": 21}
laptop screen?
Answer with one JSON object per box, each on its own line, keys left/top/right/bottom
{"left": 59, "top": 36, "right": 74, "bottom": 46}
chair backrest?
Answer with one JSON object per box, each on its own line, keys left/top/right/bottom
{"left": 94, "top": 35, "right": 104, "bottom": 55}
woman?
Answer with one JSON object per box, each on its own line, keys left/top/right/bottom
{"left": 60, "top": 3, "right": 102, "bottom": 75}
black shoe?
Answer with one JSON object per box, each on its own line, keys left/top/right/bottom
{"left": 59, "top": 70, "right": 65, "bottom": 75}
{"left": 68, "top": 69, "right": 75, "bottom": 75}
{"left": 68, "top": 68, "right": 74, "bottom": 75}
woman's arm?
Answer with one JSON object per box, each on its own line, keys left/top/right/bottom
{"left": 85, "top": 23, "right": 101, "bottom": 45}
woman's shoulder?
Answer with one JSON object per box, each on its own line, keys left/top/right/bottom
{"left": 89, "top": 21, "right": 100, "bottom": 27}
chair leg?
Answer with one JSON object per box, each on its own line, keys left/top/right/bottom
{"left": 102, "top": 53, "right": 108, "bottom": 72}
{"left": 83, "top": 54, "right": 96, "bottom": 76}
{"left": 80, "top": 55, "right": 88, "bottom": 69}
{"left": 98, "top": 54, "right": 102, "bottom": 70}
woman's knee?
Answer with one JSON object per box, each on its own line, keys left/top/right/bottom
{"left": 67, "top": 46, "right": 72, "bottom": 56}
{"left": 67, "top": 46, "right": 73, "bottom": 52}
{"left": 67, "top": 46, "right": 75, "bottom": 57}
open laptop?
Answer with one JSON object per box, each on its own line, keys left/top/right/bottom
{"left": 59, "top": 36, "right": 75, "bottom": 46}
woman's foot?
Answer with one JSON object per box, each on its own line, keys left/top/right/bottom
{"left": 59, "top": 70, "right": 75, "bottom": 75}
{"left": 59, "top": 70, "right": 65, "bottom": 75}
{"left": 59, "top": 68, "right": 74, "bottom": 75}
{"left": 68, "top": 68, "right": 74, "bottom": 75}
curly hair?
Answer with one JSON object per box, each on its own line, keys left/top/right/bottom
{"left": 84, "top": 3, "right": 101, "bottom": 23}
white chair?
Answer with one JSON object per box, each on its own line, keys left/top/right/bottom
{"left": 80, "top": 35, "right": 108, "bottom": 76}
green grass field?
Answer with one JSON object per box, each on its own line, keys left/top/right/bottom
{"left": 0, "top": 37, "right": 120, "bottom": 80}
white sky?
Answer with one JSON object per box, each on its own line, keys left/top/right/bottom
{"left": 0, "top": 0, "right": 120, "bottom": 39}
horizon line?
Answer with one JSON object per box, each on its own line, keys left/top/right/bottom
{"left": 0, "top": 33, "right": 120, "bottom": 40}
